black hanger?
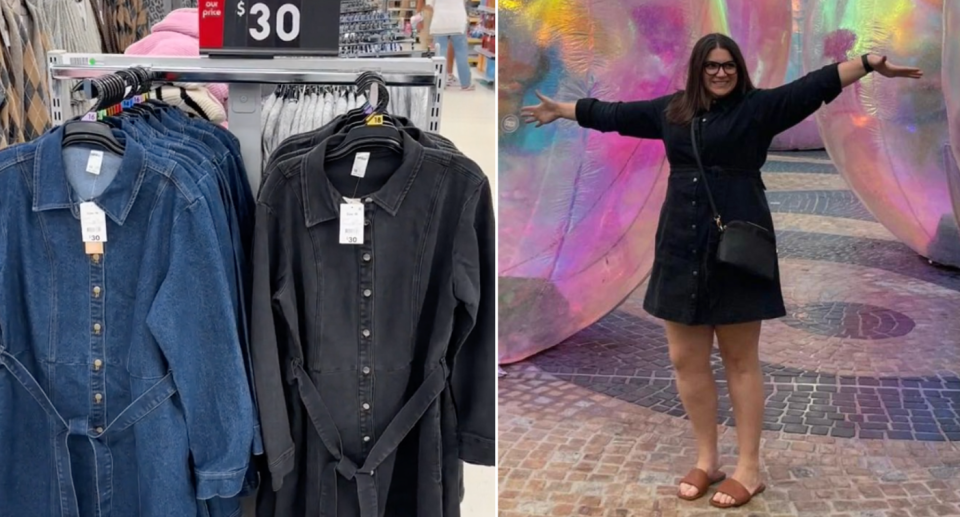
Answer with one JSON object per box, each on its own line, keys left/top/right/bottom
{"left": 335, "top": 75, "right": 401, "bottom": 133}
{"left": 61, "top": 120, "right": 125, "bottom": 155}
{"left": 325, "top": 76, "right": 403, "bottom": 161}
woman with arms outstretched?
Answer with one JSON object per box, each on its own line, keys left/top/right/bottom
{"left": 521, "top": 33, "right": 922, "bottom": 509}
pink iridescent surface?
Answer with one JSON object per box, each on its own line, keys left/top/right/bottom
{"left": 803, "top": 0, "right": 960, "bottom": 267}
{"left": 945, "top": 1, "right": 960, "bottom": 229}
{"left": 498, "top": 0, "right": 793, "bottom": 363}
{"left": 771, "top": 0, "right": 823, "bottom": 150}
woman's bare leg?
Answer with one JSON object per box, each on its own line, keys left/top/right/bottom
{"left": 665, "top": 321, "right": 721, "bottom": 498}
{"left": 713, "top": 320, "right": 764, "bottom": 505}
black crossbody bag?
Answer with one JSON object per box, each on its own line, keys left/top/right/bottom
{"left": 690, "top": 121, "right": 778, "bottom": 282}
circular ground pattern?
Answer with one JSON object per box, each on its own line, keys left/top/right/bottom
{"left": 517, "top": 150, "right": 960, "bottom": 444}
{"left": 530, "top": 309, "right": 960, "bottom": 442}
{"left": 781, "top": 302, "right": 916, "bottom": 340}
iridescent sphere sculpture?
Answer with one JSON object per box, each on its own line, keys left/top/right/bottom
{"left": 771, "top": 0, "right": 823, "bottom": 150}
{"left": 803, "top": 0, "right": 960, "bottom": 267}
{"left": 497, "top": 0, "right": 793, "bottom": 363}
{"left": 945, "top": 1, "right": 960, "bottom": 229}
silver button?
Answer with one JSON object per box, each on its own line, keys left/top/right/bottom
{"left": 362, "top": 366, "right": 371, "bottom": 375}
{"left": 364, "top": 219, "right": 370, "bottom": 226}
{"left": 95, "top": 426, "right": 103, "bottom": 434}
{"left": 363, "top": 289, "right": 372, "bottom": 297}
{"left": 693, "top": 177, "right": 699, "bottom": 183}
{"left": 362, "top": 329, "right": 371, "bottom": 338}
{"left": 702, "top": 118, "right": 706, "bottom": 122}
{"left": 93, "top": 286, "right": 101, "bottom": 298}
{"left": 693, "top": 270, "right": 699, "bottom": 277}
{"left": 364, "top": 198, "right": 373, "bottom": 204}
{"left": 363, "top": 436, "right": 371, "bottom": 442}
{"left": 691, "top": 293, "right": 697, "bottom": 299}
{"left": 94, "top": 393, "right": 103, "bottom": 404}
{"left": 362, "top": 403, "right": 370, "bottom": 410}
{"left": 691, "top": 224, "right": 697, "bottom": 230}
{"left": 362, "top": 253, "right": 371, "bottom": 262}
{"left": 93, "top": 359, "right": 103, "bottom": 371}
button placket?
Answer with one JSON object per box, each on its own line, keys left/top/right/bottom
{"left": 358, "top": 201, "right": 375, "bottom": 454}
{"left": 89, "top": 252, "right": 106, "bottom": 430}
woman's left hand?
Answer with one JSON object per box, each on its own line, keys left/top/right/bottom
{"left": 870, "top": 55, "right": 923, "bottom": 79}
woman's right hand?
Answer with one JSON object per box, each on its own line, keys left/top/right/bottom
{"left": 520, "top": 91, "right": 567, "bottom": 127}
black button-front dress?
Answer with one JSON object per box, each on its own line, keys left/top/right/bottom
{"left": 575, "top": 63, "right": 843, "bottom": 326}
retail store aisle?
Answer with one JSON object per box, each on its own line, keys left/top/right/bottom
{"left": 440, "top": 84, "right": 496, "bottom": 193}
{"left": 438, "top": 84, "right": 498, "bottom": 517}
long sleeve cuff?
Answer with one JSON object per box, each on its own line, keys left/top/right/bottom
{"left": 195, "top": 466, "right": 248, "bottom": 500}
{"left": 575, "top": 98, "right": 598, "bottom": 128}
{"left": 459, "top": 432, "right": 496, "bottom": 466}
{"left": 268, "top": 446, "right": 297, "bottom": 491}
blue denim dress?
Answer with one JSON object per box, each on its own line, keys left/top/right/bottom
{"left": 0, "top": 126, "right": 255, "bottom": 516}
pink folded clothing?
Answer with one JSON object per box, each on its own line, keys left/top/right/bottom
{"left": 125, "top": 8, "right": 228, "bottom": 121}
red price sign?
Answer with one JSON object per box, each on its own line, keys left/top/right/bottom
{"left": 200, "top": 0, "right": 339, "bottom": 57}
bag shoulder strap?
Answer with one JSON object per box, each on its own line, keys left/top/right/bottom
{"left": 689, "top": 120, "right": 723, "bottom": 229}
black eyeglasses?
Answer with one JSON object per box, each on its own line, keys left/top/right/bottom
{"left": 704, "top": 61, "right": 737, "bottom": 76}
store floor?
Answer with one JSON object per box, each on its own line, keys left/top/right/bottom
{"left": 499, "top": 151, "right": 960, "bottom": 516}
{"left": 439, "top": 81, "right": 498, "bottom": 517}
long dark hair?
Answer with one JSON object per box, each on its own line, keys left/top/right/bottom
{"left": 665, "top": 33, "right": 755, "bottom": 126}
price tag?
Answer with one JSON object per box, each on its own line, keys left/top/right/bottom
{"left": 86, "top": 150, "right": 104, "bottom": 175}
{"left": 351, "top": 152, "right": 370, "bottom": 178}
{"left": 80, "top": 202, "right": 108, "bottom": 244}
{"left": 339, "top": 203, "right": 364, "bottom": 245}
{"left": 200, "top": 0, "right": 340, "bottom": 57}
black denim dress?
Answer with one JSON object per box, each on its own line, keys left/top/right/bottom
{"left": 576, "top": 63, "right": 842, "bottom": 325}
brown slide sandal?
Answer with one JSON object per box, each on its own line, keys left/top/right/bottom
{"left": 709, "top": 478, "right": 767, "bottom": 508}
{"left": 677, "top": 468, "right": 727, "bottom": 501}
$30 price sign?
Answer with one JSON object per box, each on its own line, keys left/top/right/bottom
{"left": 200, "top": 0, "right": 339, "bottom": 56}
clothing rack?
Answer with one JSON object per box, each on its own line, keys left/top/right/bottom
{"left": 46, "top": 50, "right": 446, "bottom": 193}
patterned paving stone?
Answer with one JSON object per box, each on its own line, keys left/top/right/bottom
{"left": 763, "top": 173, "right": 850, "bottom": 192}
{"left": 499, "top": 371, "right": 960, "bottom": 517}
{"left": 527, "top": 309, "right": 960, "bottom": 441}
{"left": 499, "top": 140, "right": 960, "bottom": 516}
{"left": 781, "top": 302, "right": 916, "bottom": 340}
{"left": 767, "top": 190, "right": 876, "bottom": 222}
{"left": 776, "top": 231, "right": 960, "bottom": 293}
{"left": 771, "top": 213, "right": 898, "bottom": 242}
{"left": 765, "top": 151, "right": 838, "bottom": 174}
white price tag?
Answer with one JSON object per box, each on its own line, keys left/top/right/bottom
{"left": 80, "top": 202, "right": 107, "bottom": 243}
{"left": 86, "top": 150, "right": 104, "bottom": 175}
{"left": 339, "top": 203, "right": 364, "bottom": 245}
{"left": 351, "top": 152, "right": 371, "bottom": 178}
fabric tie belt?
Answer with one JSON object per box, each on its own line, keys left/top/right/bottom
{"left": 0, "top": 347, "right": 177, "bottom": 517}
{"left": 291, "top": 360, "right": 450, "bottom": 517}
{"left": 671, "top": 166, "right": 762, "bottom": 177}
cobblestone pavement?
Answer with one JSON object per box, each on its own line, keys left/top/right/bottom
{"left": 498, "top": 151, "right": 960, "bottom": 516}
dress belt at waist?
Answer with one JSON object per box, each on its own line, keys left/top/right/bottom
{"left": 291, "top": 360, "right": 450, "bottom": 517}
{"left": 671, "top": 166, "right": 762, "bottom": 177}
{"left": 0, "top": 348, "right": 178, "bottom": 517}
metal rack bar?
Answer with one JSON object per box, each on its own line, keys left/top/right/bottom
{"left": 47, "top": 51, "right": 447, "bottom": 193}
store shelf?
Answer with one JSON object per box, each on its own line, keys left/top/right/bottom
{"left": 474, "top": 46, "right": 495, "bottom": 59}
